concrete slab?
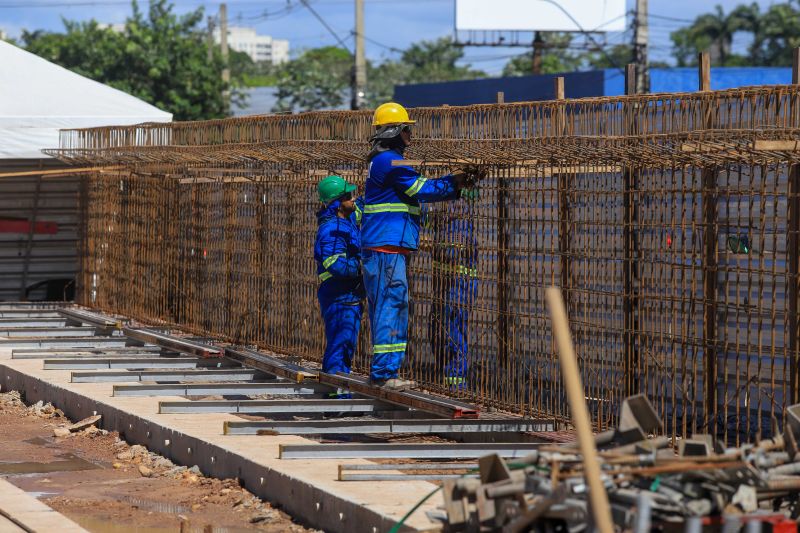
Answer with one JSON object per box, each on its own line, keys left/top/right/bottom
{"left": 0, "top": 350, "right": 444, "bottom": 533}
{"left": 0, "top": 478, "right": 88, "bottom": 532}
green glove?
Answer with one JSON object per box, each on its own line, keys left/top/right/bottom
{"left": 460, "top": 188, "right": 479, "bottom": 200}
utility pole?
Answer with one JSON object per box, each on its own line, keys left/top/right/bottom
{"left": 531, "top": 32, "right": 543, "bottom": 75}
{"left": 220, "top": 3, "right": 230, "bottom": 102}
{"left": 207, "top": 15, "right": 215, "bottom": 63}
{"left": 352, "top": 0, "right": 366, "bottom": 110}
{"left": 633, "top": 0, "right": 649, "bottom": 93}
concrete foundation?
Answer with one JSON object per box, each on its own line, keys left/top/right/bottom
{"left": 0, "top": 350, "right": 443, "bottom": 533}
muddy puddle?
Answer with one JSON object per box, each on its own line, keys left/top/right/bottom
{"left": 0, "top": 453, "right": 100, "bottom": 475}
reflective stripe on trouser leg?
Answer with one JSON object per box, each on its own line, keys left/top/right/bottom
{"left": 363, "top": 250, "right": 408, "bottom": 381}
{"left": 321, "top": 300, "right": 362, "bottom": 375}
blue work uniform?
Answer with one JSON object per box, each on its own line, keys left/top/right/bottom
{"left": 361, "top": 149, "right": 460, "bottom": 381}
{"left": 424, "top": 203, "right": 478, "bottom": 389}
{"left": 314, "top": 199, "right": 365, "bottom": 379}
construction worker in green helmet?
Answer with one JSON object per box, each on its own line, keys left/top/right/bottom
{"left": 314, "top": 175, "right": 364, "bottom": 394}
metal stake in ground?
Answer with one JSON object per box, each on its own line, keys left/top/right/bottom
{"left": 545, "top": 286, "right": 614, "bottom": 533}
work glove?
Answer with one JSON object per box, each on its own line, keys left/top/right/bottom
{"left": 456, "top": 165, "right": 487, "bottom": 189}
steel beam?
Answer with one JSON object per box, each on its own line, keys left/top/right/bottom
{"left": 0, "top": 311, "right": 61, "bottom": 319}
{"left": 0, "top": 326, "right": 122, "bottom": 338}
{"left": 58, "top": 308, "right": 123, "bottom": 330}
{"left": 225, "top": 418, "right": 552, "bottom": 436}
{"left": 44, "top": 358, "right": 240, "bottom": 370}
{"left": 123, "top": 328, "right": 221, "bottom": 358}
{"left": 113, "top": 382, "right": 329, "bottom": 397}
{"left": 14, "top": 351, "right": 163, "bottom": 360}
{"left": 71, "top": 368, "right": 260, "bottom": 383}
{"left": 0, "top": 319, "right": 66, "bottom": 328}
{"left": 318, "top": 372, "right": 479, "bottom": 419}
{"left": 278, "top": 443, "right": 542, "bottom": 460}
{"left": 0, "top": 302, "right": 62, "bottom": 311}
{"left": 0, "top": 337, "right": 139, "bottom": 349}
{"left": 342, "top": 463, "right": 478, "bottom": 471}
{"left": 340, "top": 473, "right": 473, "bottom": 481}
{"left": 11, "top": 345, "right": 162, "bottom": 355}
{"left": 224, "top": 347, "right": 317, "bottom": 383}
{"left": 158, "top": 398, "right": 401, "bottom": 414}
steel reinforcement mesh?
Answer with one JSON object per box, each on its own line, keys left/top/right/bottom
{"left": 57, "top": 86, "right": 800, "bottom": 443}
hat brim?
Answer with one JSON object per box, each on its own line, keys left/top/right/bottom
{"left": 372, "top": 119, "right": 416, "bottom": 126}
{"left": 343, "top": 183, "right": 357, "bottom": 194}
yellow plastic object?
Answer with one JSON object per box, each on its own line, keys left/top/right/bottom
{"left": 372, "top": 102, "right": 416, "bottom": 126}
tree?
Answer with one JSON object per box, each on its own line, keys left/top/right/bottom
{"left": 670, "top": 3, "right": 760, "bottom": 66}
{"left": 272, "top": 46, "right": 352, "bottom": 112}
{"left": 273, "top": 38, "right": 486, "bottom": 111}
{"left": 582, "top": 44, "right": 669, "bottom": 70}
{"left": 502, "top": 33, "right": 581, "bottom": 76}
{"left": 366, "top": 37, "right": 485, "bottom": 107}
{"left": 748, "top": 2, "right": 800, "bottom": 66}
{"left": 23, "top": 0, "right": 232, "bottom": 120}
{"left": 400, "top": 37, "right": 485, "bottom": 83}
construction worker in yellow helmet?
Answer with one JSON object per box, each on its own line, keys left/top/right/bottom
{"left": 360, "top": 102, "right": 480, "bottom": 391}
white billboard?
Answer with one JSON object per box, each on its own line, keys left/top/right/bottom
{"left": 455, "top": 0, "right": 627, "bottom": 33}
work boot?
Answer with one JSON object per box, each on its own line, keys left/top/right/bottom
{"left": 370, "top": 378, "right": 416, "bottom": 391}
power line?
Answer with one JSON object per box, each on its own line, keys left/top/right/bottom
{"left": 649, "top": 13, "right": 695, "bottom": 23}
{"left": 298, "top": 0, "right": 351, "bottom": 52}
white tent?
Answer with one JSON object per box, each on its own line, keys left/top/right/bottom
{"left": 0, "top": 40, "right": 172, "bottom": 159}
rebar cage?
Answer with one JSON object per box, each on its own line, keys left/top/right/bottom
{"left": 51, "top": 85, "right": 800, "bottom": 443}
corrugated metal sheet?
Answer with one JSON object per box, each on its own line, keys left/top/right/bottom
{"left": 0, "top": 159, "right": 79, "bottom": 301}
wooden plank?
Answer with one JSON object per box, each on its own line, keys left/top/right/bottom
{"left": 699, "top": 52, "right": 711, "bottom": 91}
{"left": 0, "top": 166, "right": 119, "bottom": 178}
{"left": 752, "top": 140, "right": 800, "bottom": 152}
{"left": 680, "top": 141, "right": 740, "bottom": 153}
{"left": 554, "top": 77, "right": 565, "bottom": 100}
{"left": 545, "top": 287, "right": 614, "bottom": 533}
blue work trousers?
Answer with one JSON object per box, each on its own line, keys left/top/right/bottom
{"left": 320, "top": 300, "right": 362, "bottom": 376}
{"left": 429, "top": 288, "right": 472, "bottom": 389}
{"left": 362, "top": 250, "right": 408, "bottom": 381}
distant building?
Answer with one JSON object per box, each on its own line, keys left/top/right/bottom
{"left": 97, "top": 23, "right": 126, "bottom": 33}
{"left": 214, "top": 26, "right": 289, "bottom": 65}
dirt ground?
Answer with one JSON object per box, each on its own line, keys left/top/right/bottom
{"left": 0, "top": 391, "right": 320, "bottom": 533}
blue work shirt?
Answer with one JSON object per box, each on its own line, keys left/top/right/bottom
{"left": 361, "top": 150, "right": 459, "bottom": 250}
{"left": 314, "top": 199, "right": 365, "bottom": 308}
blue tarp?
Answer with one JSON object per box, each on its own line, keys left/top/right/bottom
{"left": 394, "top": 67, "right": 793, "bottom": 107}
{"left": 604, "top": 67, "right": 793, "bottom": 95}
{"left": 394, "top": 71, "right": 603, "bottom": 107}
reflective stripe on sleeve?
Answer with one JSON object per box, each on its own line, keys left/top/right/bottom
{"left": 322, "top": 253, "right": 346, "bottom": 269}
{"left": 404, "top": 177, "right": 428, "bottom": 197}
{"left": 318, "top": 272, "right": 333, "bottom": 282}
{"left": 363, "top": 203, "right": 421, "bottom": 215}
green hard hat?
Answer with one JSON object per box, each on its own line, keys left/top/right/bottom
{"left": 318, "top": 175, "right": 356, "bottom": 204}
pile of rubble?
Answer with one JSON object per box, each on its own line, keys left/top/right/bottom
{"left": 442, "top": 395, "right": 800, "bottom": 532}
{"left": 0, "top": 390, "right": 63, "bottom": 419}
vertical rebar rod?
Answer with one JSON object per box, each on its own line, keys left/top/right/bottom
{"left": 788, "top": 49, "right": 800, "bottom": 405}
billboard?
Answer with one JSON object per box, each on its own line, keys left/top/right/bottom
{"left": 455, "top": 0, "right": 627, "bottom": 33}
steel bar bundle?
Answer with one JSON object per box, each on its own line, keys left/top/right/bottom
{"left": 51, "top": 85, "right": 800, "bottom": 444}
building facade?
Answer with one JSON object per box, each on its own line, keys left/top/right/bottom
{"left": 214, "top": 26, "right": 289, "bottom": 65}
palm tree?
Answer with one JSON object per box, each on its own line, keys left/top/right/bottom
{"left": 670, "top": 3, "right": 760, "bottom": 66}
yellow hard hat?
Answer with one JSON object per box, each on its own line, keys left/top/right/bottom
{"left": 372, "top": 102, "right": 416, "bottom": 126}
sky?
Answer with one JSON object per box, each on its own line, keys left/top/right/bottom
{"left": 0, "top": 0, "right": 784, "bottom": 76}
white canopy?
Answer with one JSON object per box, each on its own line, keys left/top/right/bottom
{"left": 0, "top": 40, "right": 172, "bottom": 159}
